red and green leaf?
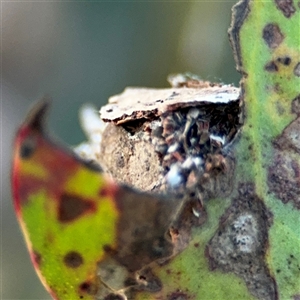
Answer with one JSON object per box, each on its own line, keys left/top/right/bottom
{"left": 12, "top": 100, "right": 182, "bottom": 299}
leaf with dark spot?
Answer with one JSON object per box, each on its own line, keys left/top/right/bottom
{"left": 265, "top": 61, "right": 279, "bottom": 72}
{"left": 20, "top": 135, "right": 37, "bottom": 159}
{"left": 64, "top": 251, "right": 83, "bottom": 268}
{"left": 229, "top": 0, "right": 300, "bottom": 298}
{"left": 58, "top": 194, "right": 96, "bottom": 222}
{"left": 275, "top": 0, "right": 296, "bottom": 18}
{"left": 262, "top": 23, "right": 284, "bottom": 49}
{"left": 11, "top": 101, "right": 183, "bottom": 299}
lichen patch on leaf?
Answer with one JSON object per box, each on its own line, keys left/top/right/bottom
{"left": 274, "top": 117, "right": 300, "bottom": 153}
{"left": 206, "top": 183, "right": 276, "bottom": 300}
{"left": 268, "top": 145, "right": 300, "bottom": 210}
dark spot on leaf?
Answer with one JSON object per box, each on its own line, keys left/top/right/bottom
{"left": 275, "top": 0, "right": 296, "bottom": 18}
{"left": 79, "top": 281, "right": 98, "bottom": 295}
{"left": 64, "top": 251, "right": 83, "bottom": 268}
{"left": 265, "top": 61, "right": 278, "bottom": 72}
{"left": 262, "top": 23, "right": 284, "bottom": 49}
{"left": 294, "top": 62, "right": 300, "bottom": 77}
{"left": 58, "top": 194, "right": 95, "bottom": 222}
{"left": 277, "top": 56, "right": 291, "bottom": 66}
{"left": 32, "top": 250, "right": 42, "bottom": 266}
{"left": 104, "top": 294, "right": 125, "bottom": 300}
{"left": 20, "top": 135, "right": 37, "bottom": 159}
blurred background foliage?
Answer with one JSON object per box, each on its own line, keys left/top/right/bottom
{"left": 2, "top": 1, "right": 238, "bottom": 298}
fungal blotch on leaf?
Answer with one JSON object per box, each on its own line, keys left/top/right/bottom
{"left": 275, "top": 0, "right": 296, "bottom": 18}
{"left": 63, "top": 251, "right": 84, "bottom": 268}
{"left": 262, "top": 23, "right": 284, "bottom": 49}
{"left": 58, "top": 194, "right": 96, "bottom": 222}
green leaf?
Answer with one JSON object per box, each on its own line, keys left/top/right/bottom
{"left": 229, "top": 0, "right": 300, "bottom": 299}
